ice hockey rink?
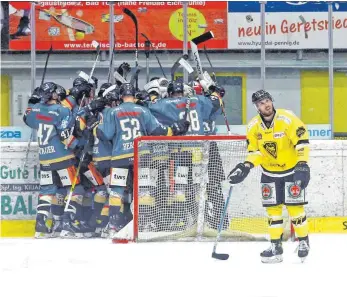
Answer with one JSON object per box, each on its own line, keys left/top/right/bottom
{"left": 0, "top": 234, "right": 346, "bottom": 297}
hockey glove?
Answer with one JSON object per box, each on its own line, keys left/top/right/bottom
{"left": 117, "top": 62, "right": 131, "bottom": 77}
{"left": 69, "top": 84, "right": 92, "bottom": 101}
{"left": 135, "top": 90, "right": 150, "bottom": 105}
{"left": 84, "top": 99, "right": 107, "bottom": 114}
{"left": 293, "top": 162, "right": 310, "bottom": 189}
{"left": 228, "top": 162, "right": 252, "bottom": 184}
{"left": 28, "top": 87, "right": 42, "bottom": 105}
{"left": 171, "top": 119, "right": 190, "bottom": 136}
{"left": 86, "top": 115, "right": 99, "bottom": 130}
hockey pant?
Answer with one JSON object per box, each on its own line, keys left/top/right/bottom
{"left": 261, "top": 173, "right": 309, "bottom": 241}
{"left": 38, "top": 165, "right": 85, "bottom": 223}
{"left": 79, "top": 162, "right": 107, "bottom": 224}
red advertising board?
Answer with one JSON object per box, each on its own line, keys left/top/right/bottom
{"left": 9, "top": 1, "right": 227, "bottom": 51}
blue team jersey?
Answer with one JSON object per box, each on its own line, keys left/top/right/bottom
{"left": 148, "top": 96, "right": 213, "bottom": 136}
{"left": 23, "top": 102, "right": 77, "bottom": 170}
{"left": 97, "top": 102, "right": 168, "bottom": 167}
{"left": 199, "top": 94, "right": 221, "bottom": 135}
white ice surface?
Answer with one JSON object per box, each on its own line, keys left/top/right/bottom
{"left": 0, "top": 234, "right": 346, "bottom": 297}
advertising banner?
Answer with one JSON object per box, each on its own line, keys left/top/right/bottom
{"left": 0, "top": 144, "right": 39, "bottom": 220}
{"left": 9, "top": 1, "right": 227, "bottom": 51}
{"left": 0, "top": 126, "right": 34, "bottom": 142}
{"left": 228, "top": 1, "right": 347, "bottom": 49}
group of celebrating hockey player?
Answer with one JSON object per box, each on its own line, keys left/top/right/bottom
{"left": 24, "top": 57, "right": 311, "bottom": 263}
{"left": 23, "top": 61, "right": 226, "bottom": 240}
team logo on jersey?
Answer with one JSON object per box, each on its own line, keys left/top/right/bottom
{"left": 257, "top": 133, "right": 262, "bottom": 140}
{"left": 296, "top": 126, "right": 306, "bottom": 138}
{"left": 288, "top": 183, "right": 302, "bottom": 198}
{"left": 263, "top": 142, "right": 277, "bottom": 158}
{"left": 261, "top": 184, "right": 272, "bottom": 199}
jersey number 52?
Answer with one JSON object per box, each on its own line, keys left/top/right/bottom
{"left": 120, "top": 118, "right": 141, "bottom": 141}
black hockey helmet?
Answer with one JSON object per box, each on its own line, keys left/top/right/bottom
{"left": 39, "top": 82, "right": 57, "bottom": 103}
{"left": 168, "top": 79, "right": 184, "bottom": 95}
{"left": 31, "top": 87, "right": 42, "bottom": 100}
{"left": 73, "top": 77, "right": 87, "bottom": 87}
{"left": 120, "top": 83, "right": 135, "bottom": 98}
{"left": 98, "top": 82, "right": 113, "bottom": 97}
{"left": 56, "top": 84, "right": 67, "bottom": 101}
{"left": 103, "top": 85, "right": 120, "bottom": 105}
{"left": 252, "top": 90, "right": 273, "bottom": 104}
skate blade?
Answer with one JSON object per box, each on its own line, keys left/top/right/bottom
{"left": 83, "top": 232, "right": 93, "bottom": 238}
{"left": 50, "top": 232, "right": 61, "bottom": 238}
{"left": 300, "top": 256, "right": 307, "bottom": 263}
{"left": 60, "top": 230, "right": 84, "bottom": 239}
{"left": 261, "top": 255, "right": 283, "bottom": 264}
{"left": 34, "top": 232, "right": 51, "bottom": 239}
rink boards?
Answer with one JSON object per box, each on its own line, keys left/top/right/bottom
{"left": 1, "top": 140, "right": 347, "bottom": 237}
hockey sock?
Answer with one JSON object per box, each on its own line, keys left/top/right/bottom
{"left": 287, "top": 205, "right": 308, "bottom": 240}
{"left": 37, "top": 194, "right": 53, "bottom": 218}
{"left": 266, "top": 204, "right": 284, "bottom": 241}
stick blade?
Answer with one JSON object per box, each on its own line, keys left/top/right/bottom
{"left": 212, "top": 252, "right": 229, "bottom": 261}
{"left": 191, "top": 31, "right": 214, "bottom": 45}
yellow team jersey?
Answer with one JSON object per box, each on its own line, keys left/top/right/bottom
{"left": 245, "top": 109, "right": 309, "bottom": 175}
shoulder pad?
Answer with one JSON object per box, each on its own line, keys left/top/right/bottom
{"left": 247, "top": 117, "right": 259, "bottom": 131}
{"left": 276, "top": 110, "right": 293, "bottom": 125}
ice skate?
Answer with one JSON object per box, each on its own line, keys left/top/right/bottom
{"left": 296, "top": 238, "right": 310, "bottom": 263}
{"left": 60, "top": 215, "right": 85, "bottom": 239}
{"left": 260, "top": 240, "right": 283, "bottom": 263}
{"left": 34, "top": 215, "right": 51, "bottom": 239}
{"left": 108, "top": 212, "right": 133, "bottom": 239}
{"left": 50, "top": 215, "right": 63, "bottom": 238}
{"left": 79, "top": 220, "right": 94, "bottom": 238}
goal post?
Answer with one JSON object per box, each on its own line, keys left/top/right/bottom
{"left": 112, "top": 135, "right": 293, "bottom": 243}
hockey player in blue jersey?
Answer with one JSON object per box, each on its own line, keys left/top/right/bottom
{"left": 94, "top": 83, "right": 190, "bottom": 236}
{"left": 23, "top": 82, "right": 88, "bottom": 238}
{"left": 60, "top": 75, "right": 109, "bottom": 237}
{"left": 89, "top": 83, "right": 121, "bottom": 237}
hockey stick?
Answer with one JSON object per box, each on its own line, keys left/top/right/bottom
{"left": 141, "top": 33, "right": 167, "bottom": 79}
{"left": 190, "top": 31, "right": 214, "bottom": 82}
{"left": 22, "top": 45, "right": 53, "bottom": 171}
{"left": 144, "top": 36, "right": 150, "bottom": 83}
{"left": 123, "top": 8, "right": 139, "bottom": 89}
{"left": 192, "top": 33, "right": 232, "bottom": 135}
{"left": 212, "top": 186, "right": 233, "bottom": 260}
{"left": 65, "top": 41, "right": 100, "bottom": 149}
{"left": 130, "top": 67, "right": 142, "bottom": 87}
{"left": 64, "top": 130, "right": 97, "bottom": 212}
{"left": 203, "top": 46, "right": 231, "bottom": 135}
{"left": 41, "top": 44, "right": 53, "bottom": 85}
{"left": 171, "top": 54, "right": 189, "bottom": 81}
{"left": 203, "top": 45, "right": 217, "bottom": 83}
{"left": 114, "top": 71, "right": 128, "bottom": 84}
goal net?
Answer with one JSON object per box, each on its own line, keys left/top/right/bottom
{"left": 113, "top": 135, "right": 293, "bottom": 243}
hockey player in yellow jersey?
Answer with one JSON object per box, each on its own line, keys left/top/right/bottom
{"left": 228, "top": 90, "right": 310, "bottom": 263}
